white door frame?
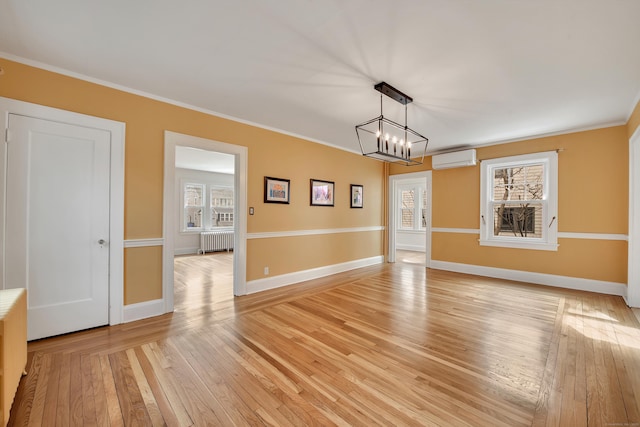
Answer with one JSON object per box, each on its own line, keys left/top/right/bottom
{"left": 162, "top": 131, "right": 247, "bottom": 313}
{"left": 628, "top": 126, "right": 640, "bottom": 307}
{"left": 0, "top": 97, "right": 125, "bottom": 325}
{"left": 388, "top": 171, "right": 432, "bottom": 267}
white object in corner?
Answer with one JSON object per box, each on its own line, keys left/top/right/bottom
{"left": 432, "top": 149, "right": 476, "bottom": 170}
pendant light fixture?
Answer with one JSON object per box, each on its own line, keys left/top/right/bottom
{"left": 355, "top": 82, "right": 428, "bottom": 166}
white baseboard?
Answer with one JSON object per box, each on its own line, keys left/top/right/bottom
{"left": 397, "top": 244, "right": 426, "bottom": 252}
{"left": 430, "top": 260, "right": 627, "bottom": 297}
{"left": 123, "top": 298, "right": 166, "bottom": 323}
{"left": 246, "top": 256, "right": 384, "bottom": 294}
{"left": 174, "top": 247, "right": 199, "bottom": 256}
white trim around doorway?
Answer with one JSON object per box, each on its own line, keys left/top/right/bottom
{"left": 163, "top": 131, "right": 248, "bottom": 314}
{"left": 628, "top": 125, "right": 640, "bottom": 307}
{"left": 0, "top": 96, "right": 125, "bottom": 325}
{"left": 388, "top": 171, "right": 432, "bottom": 267}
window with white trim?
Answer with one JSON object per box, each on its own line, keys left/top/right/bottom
{"left": 210, "top": 186, "right": 234, "bottom": 227}
{"left": 182, "top": 182, "right": 234, "bottom": 231}
{"left": 184, "top": 183, "right": 204, "bottom": 230}
{"left": 480, "top": 151, "right": 558, "bottom": 251}
{"left": 399, "top": 183, "right": 427, "bottom": 230}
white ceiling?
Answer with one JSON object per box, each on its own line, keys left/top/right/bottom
{"left": 1, "top": 0, "right": 640, "bottom": 155}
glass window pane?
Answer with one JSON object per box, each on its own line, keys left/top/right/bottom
{"left": 401, "top": 210, "right": 413, "bottom": 228}
{"left": 493, "top": 204, "right": 542, "bottom": 238}
{"left": 185, "top": 206, "right": 202, "bottom": 228}
{"left": 526, "top": 182, "right": 543, "bottom": 200}
{"left": 493, "top": 165, "right": 544, "bottom": 202}
{"left": 493, "top": 183, "right": 510, "bottom": 201}
{"left": 401, "top": 190, "right": 414, "bottom": 209}
{"left": 210, "top": 187, "right": 234, "bottom": 228}
{"left": 509, "top": 185, "right": 526, "bottom": 200}
{"left": 185, "top": 184, "right": 203, "bottom": 207}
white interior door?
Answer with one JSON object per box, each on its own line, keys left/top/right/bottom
{"left": 5, "top": 114, "right": 111, "bottom": 340}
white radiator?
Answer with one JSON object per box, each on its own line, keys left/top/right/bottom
{"left": 199, "top": 230, "right": 234, "bottom": 254}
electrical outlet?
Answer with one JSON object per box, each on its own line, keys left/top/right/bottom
{"left": 264, "top": 266, "right": 269, "bottom": 276}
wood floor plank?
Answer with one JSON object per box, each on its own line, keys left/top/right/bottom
{"left": 171, "top": 332, "right": 265, "bottom": 426}
{"left": 140, "top": 343, "right": 193, "bottom": 426}
{"left": 132, "top": 346, "right": 181, "bottom": 427}
{"left": 125, "top": 348, "right": 164, "bottom": 427}
{"left": 41, "top": 353, "right": 61, "bottom": 425}
{"left": 156, "top": 338, "right": 231, "bottom": 426}
{"left": 98, "top": 353, "right": 123, "bottom": 427}
{"left": 108, "top": 351, "right": 153, "bottom": 426}
{"left": 26, "top": 354, "right": 50, "bottom": 426}
{"left": 80, "top": 354, "right": 98, "bottom": 426}
{"left": 88, "top": 354, "right": 110, "bottom": 427}
{"left": 69, "top": 352, "right": 84, "bottom": 426}
{"left": 8, "top": 251, "right": 640, "bottom": 426}
{"left": 55, "top": 352, "right": 72, "bottom": 426}
{"left": 198, "top": 335, "right": 302, "bottom": 425}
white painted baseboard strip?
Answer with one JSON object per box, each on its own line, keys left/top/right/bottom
{"left": 430, "top": 260, "right": 627, "bottom": 297}
{"left": 247, "top": 256, "right": 384, "bottom": 294}
{"left": 397, "top": 244, "right": 427, "bottom": 252}
{"left": 174, "top": 248, "right": 199, "bottom": 256}
{"left": 123, "top": 298, "right": 165, "bottom": 323}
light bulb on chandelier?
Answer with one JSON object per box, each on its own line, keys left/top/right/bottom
{"left": 374, "top": 128, "right": 412, "bottom": 159}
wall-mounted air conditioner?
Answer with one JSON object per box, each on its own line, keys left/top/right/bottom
{"left": 431, "top": 149, "right": 477, "bottom": 170}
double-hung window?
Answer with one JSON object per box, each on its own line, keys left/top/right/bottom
{"left": 182, "top": 182, "right": 234, "bottom": 231}
{"left": 184, "top": 183, "right": 205, "bottom": 230}
{"left": 210, "top": 186, "right": 234, "bottom": 227}
{"left": 480, "top": 151, "right": 558, "bottom": 251}
{"left": 399, "top": 183, "right": 427, "bottom": 230}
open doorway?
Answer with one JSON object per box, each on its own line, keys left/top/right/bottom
{"left": 173, "top": 147, "right": 235, "bottom": 310}
{"left": 388, "top": 171, "right": 432, "bottom": 267}
{"left": 162, "top": 131, "right": 248, "bottom": 315}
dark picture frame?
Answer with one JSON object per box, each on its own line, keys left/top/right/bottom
{"left": 310, "top": 179, "right": 334, "bottom": 206}
{"left": 350, "top": 184, "right": 363, "bottom": 208}
{"left": 264, "top": 176, "right": 290, "bottom": 204}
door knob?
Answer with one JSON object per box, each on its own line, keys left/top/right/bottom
{"left": 98, "top": 239, "right": 106, "bottom": 247}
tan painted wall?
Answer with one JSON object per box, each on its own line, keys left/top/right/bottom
{"left": 391, "top": 126, "right": 629, "bottom": 284}
{"left": 0, "top": 58, "right": 384, "bottom": 304}
{"left": 124, "top": 246, "right": 163, "bottom": 303}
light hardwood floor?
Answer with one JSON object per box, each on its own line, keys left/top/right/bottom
{"left": 8, "top": 252, "right": 640, "bottom": 426}
{"left": 394, "top": 249, "right": 426, "bottom": 265}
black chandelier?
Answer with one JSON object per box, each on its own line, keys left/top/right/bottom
{"left": 355, "top": 82, "right": 428, "bottom": 166}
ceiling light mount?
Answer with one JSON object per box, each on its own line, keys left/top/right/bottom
{"left": 356, "top": 82, "right": 428, "bottom": 166}
{"left": 374, "top": 81, "right": 412, "bottom": 105}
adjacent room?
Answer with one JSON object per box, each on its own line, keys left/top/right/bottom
{"left": 1, "top": 1, "right": 640, "bottom": 425}
{"left": 173, "top": 146, "right": 236, "bottom": 311}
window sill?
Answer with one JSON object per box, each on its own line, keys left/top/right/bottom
{"left": 479, "top": 239, "right": 559, "bottom": 251}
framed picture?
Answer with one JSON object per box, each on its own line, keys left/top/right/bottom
{"left": 350, "top": 184, "right": 363, "bottom": 208}
{"left": 264, "top": 176, "right": 290, "bottom": 204}
{"left": 310, "top": 179, "right": 334, "bottom": 206}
